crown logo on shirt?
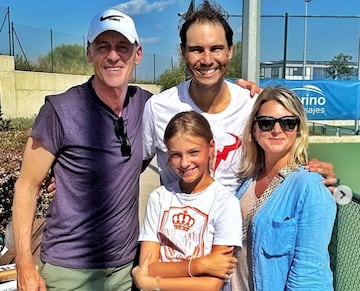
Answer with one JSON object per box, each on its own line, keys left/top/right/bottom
{"left": 172, "top": 210, "right": 195, "bottom": 231}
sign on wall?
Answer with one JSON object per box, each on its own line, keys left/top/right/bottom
{"left": 259, "top": 80, "right": 360, "bottom": 120}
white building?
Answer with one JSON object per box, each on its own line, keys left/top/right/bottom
{"left": 260, "top": 60, "right": 359, "bottom": 80}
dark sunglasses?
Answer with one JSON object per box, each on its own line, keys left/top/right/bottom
{"left": 114, "top": 117, "right": 131, "bottom": 157}
{"left": 254, "top": 116, "right": 300, "bottom": 132}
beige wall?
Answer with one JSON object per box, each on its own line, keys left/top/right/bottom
{"left": 0, "top": 55, "right": 160, "bottom": 119}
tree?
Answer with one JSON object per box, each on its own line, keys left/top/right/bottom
{"left": 156, "top": 60, "right": 187, "bottom": 91}
{"left": 225, "top": 41, "right": 242, "bottom": 78}
{"left": 36, "top": 44, "right": 93, "bottom": 75}
{"left": 325, "top": 53, "right": 354, "bottom": 80}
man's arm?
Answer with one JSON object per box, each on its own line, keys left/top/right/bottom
{"left": 307, "top": 158, "right": 337, "bottom": 192}
{"left": 13, "top": 137, "right": 55, "bottom": 291}
{"left": 235, "top": 78, "right": 262, "bottom": 97}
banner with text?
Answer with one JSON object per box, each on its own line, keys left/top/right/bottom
{"left": 259, "top": 79, "right": 360, "bottom": 120}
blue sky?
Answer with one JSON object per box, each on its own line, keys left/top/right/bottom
{"left": 1, "top": 0, "right": 359, "bottom": 63}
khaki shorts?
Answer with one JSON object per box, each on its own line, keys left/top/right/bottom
{"left": 39, "top": 260, "right": 133, "bottom": 291}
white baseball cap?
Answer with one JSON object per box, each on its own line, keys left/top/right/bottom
{"left": 87, "top": 8, "right": 139, "bottom": 44}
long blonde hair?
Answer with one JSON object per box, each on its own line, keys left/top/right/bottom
{"left": 238, "top": 86, "right": 309, "bottom": 180}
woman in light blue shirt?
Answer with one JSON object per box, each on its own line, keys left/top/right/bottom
{"left": 233, "top": 86, "right": 336, "bottom": 291}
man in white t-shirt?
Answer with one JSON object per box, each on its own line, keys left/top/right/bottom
{"left": 142, "top": 1, "right": 336, "bottom": 195}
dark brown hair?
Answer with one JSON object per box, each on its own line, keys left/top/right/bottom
{"left": 179, "top": 0, "right": 233, "bottom": 48}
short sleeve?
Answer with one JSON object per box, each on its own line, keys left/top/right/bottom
{"left": 139, "top": 188, "right": 162, "bottom": 242}
{"left": 142, "top": 99, "right": 157, "bottom": 160}
{"left": 213, "top": 192, "right": 243, "bottom": 247}
{"left": 31, "top": 98, "right": 63, "bottom": 156}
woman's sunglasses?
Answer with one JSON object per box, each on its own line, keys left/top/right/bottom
{"left": 254, "top": 116, "right": 300, "bottom": 132}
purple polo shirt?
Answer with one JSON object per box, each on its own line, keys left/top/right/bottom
{"left": 31, "top": 77, "right": 151, "bottom": 268}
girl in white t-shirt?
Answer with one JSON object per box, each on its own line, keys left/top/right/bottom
{"left": 132, "top": 111, "right": 242, "bottom": 291}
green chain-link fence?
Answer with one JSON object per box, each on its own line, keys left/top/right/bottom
{"left": 329, "top": 191, "right": 360, "bottom": 290}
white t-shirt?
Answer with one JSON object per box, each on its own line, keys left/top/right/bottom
{"left": 139, "top": 180, "right": 242, "bottom": 261}
{"left": 142, "top": 80, "right": 256, "bottom": 194}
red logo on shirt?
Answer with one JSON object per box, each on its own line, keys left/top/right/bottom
{"left": 214, "top": 133, "right": 241, "bottom": 171}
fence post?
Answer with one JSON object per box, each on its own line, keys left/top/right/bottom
{"left": 153, "top": 53, "right": 156, "bottom": 84}
{"left": 11, "top": 22, "right": 14, "bottom": 58}
{"left": 50, "top": 29, "right": 54, "bottom": 73}
{"left": 7, "top": 7, "right": 11, "bottom": 56}
{"left": 282, "top": 13, "right": 288, "bottom": 79}
{"left": 336, "top": 127, "right": 340, "bottom": 136}
{"left": 321, "top": 125, "right": 327, "bottom": 135}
